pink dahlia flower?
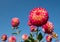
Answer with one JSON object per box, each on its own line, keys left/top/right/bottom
{"left": 46, "top": 35, "right": 52, "bottom": 42}
{"left": 29, "top": 8, "right": 49, "bottom": 26}
{"left": 30, "top": 25, "right": 36, "bottom": 32}
{"left": 42, "top": 21, "right": 54, "bottom": 34}
{"left": 1, "top": 34, "right": 7, "bottom": 41}
{"left": 8, "top": 36, "right": 16, "bottom": 42}
{"left": 11, "top": 17, "right": 20, "bottom": 27}
{"left": 22, "top": 34, "right": 28, "bottom": 40}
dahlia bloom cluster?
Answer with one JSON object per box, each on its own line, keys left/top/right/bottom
{"left": 27, "top": 7, "right": 58, "bottom": 42}
{"left": 1, "top": 7, "right": 59, "bottom": 42}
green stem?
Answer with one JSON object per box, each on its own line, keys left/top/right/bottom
{"left": 36, "top": 28, "right": 38, "bottom": 38}
{"left": 2, "top": 41, "right": 6, "bottom": 42}
{"left": 31, "top": 32, "right": 33, "bottom": 38}
{"left": 16, "top": 28, "right": 20, "bottom": 42}
{"left": 36, "top": 27, "right": 39, "bottom": 42}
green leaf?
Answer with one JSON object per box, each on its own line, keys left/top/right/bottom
{"left": 30, "top": 33, "right": 33, "bottom": 38}
{"left": 37, "top": 33, "right": 43, "bottom": 41}
{"left": 24, "top": 40, "right": 30, "bottom": 42}
{"left": 28, "top": 35, "right": 34, "bottom": 42}
{"left": 12, "top": 32, "right": 17, "bottom": 35}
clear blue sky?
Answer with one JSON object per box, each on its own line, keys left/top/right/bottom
{"left": 0, "top": 0, "right": 60, "bottom": 42}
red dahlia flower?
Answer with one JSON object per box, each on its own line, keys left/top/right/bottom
{"left": 8, "top": 36, "right": 16, "bottom": 42}
{"left": 1, "top": 34, "right": 7, "bottom": 41}
{"left": 22, "top": 34, "right": 28, "bottom": 40}
{"left": 46, "top": 35, "right": 52, "bottom": 42}
{"left": 28, "top": 20, "right": 32, "bottom": 26}
{"left": 29, "top": 8, "right": 49, "bottom": 26}
{"left": 42, "top": 21, "right": 54, "bottom": 34}
{"left": 11, "top": 17, "right": 20, "bottom": 27}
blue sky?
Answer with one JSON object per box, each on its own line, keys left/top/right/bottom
{"left": 0, "top": 0, "right": 60, "bottom": 42}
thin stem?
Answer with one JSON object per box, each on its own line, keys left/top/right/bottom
{"left": 31, "top": 32, "right": 33, "bottom": 38}
{"left": 36, "top": 27, "right": 39, "bottom": 42}
{"left": 16, "top": 28, "right": 20, "bottom": 42}
{"left": 2, "top": 41, "right": 6, "bottom": 42}
{"left": 36, "top": 27, "right": 38, "bottom": 39}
